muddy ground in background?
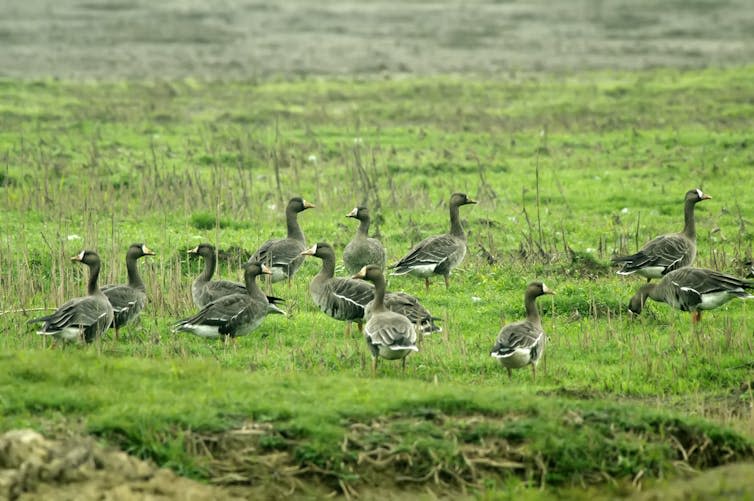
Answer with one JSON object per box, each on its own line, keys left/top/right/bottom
{"left": 1, "top": 0, "right": 754, "bottom": 79}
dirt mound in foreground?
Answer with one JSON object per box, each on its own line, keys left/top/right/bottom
{"left": 0, "top": 429, "right": 239, "bottom": 501}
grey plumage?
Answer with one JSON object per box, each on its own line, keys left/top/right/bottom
{"left": 301, "top": 242, "right": 375, "bottom": 334}
{"left": 612, "top": 189, "right": 711, "bottom": 280}
{"left": 189, "top": 243, "right": 285, "bottom": 314}
{"left": 628, "top": 267, "right": 754, "bottom": 323}
{"left": 490, "top": 282, "right": 555, "bottom": 380}
{"left": 353, "top": 265, "right": 418, "bottom": 373}
{"left": 102, "top": 243, "right": 155, "bottom": 338}
{"left": 367, "top": 291, "right": 441, "bottom": 335}
{"left": 390, "top": 192, "right": 476, "bottom": 291}
{"left": 29, "top": 250, "right": 114, "bottom": 344}
{"left": 343, "top": 206, "right": 386, "bottom": 274}
{"left": 302, "top": 243, "right": 440, "bottom": 335}
{"left": 249, "top": 197, "right": 315, "bottom": 284}
{"left": 173, "top": 262, "right": 279, "bottom": 340}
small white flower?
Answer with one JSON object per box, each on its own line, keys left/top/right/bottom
{"left": 67, "top": 234, "right": 81, "bottom": 241}
{"left": 586, "top": 248, "right": 595, "bottom": 253}
{"left": 471, "top": 296, "right": 482, "bottom": 303}
{"left": 307, "top": 155, "right": 317, "bottom": 163}
{"left": 353, "top": 137, "right": 363, "bottom": 144}
{"left": 621, "top": 207, "right": 629, "bottom": 214}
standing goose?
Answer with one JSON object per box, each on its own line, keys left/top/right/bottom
{"left": 628, "top": 267, "right": 754, "bottom": 324}
{"left": 172, "top": 261, "right": 278, "bottom": 341}
{"left": 249, "top": 197, "right": 315, "bottom": 285}
{"left": 352, "top": 265, "right": 418, "bottom": 374}
{"left": 101, "top": 243, "right": 155, "bottom": 339}
{"left": 189, "top": 243, "right": 285, "bottom": 313}
{"left": 29, "top": 250, "right": 114, "bottom": 344}
{"left": 612, "top": 189, "right": 711, "bottom": 281}
{"left": 343, "top": 206, "right": 386, "bottom": 274}
{"left": 301, "top": 242, "right": 378, "bottom": 335}
{"left": 490, "top": 282, "right": 555, "bottom": 381}
{"left": 189, "top": 243, "right": 244, "bottom": 307}
{"left": 301, "top": 243, "right": 441, "bottom": 335}
{"left": 390, "top": 192, "right": 476, "bottom": 291}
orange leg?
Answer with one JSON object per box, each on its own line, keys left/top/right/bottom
{"left": 444, "top": 275, "right": 450, "bottom": 289}
{"left": 691, "top": 311, "right": 702, "bottom": 324}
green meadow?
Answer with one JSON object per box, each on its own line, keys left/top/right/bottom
{"left": 1, "top": 66, "right": 754, "bottom": 497}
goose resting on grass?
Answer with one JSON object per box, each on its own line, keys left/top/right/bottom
{"left": 390, "top": 192, "right": 476, "bottom": 291}
{"left": 29, "top": 250, "right": 114, "bottom": 344}
{"left": 490, "top": 282, "right": 554, "bottom": 381}
{"left": 352, "top": 265, "right": 418, "bottom": 374}
{"left": 172, "top": 261, "right": 282, "bottom": 342}
{"left": 343, "top": 206, "right": 386, "bottom": 274}
{"left": 628, "top": 267, "right": 754, "bottom": 324}
{"left": 612, "top": 188, "right": 711, "bottom": 281}
{"left": 189, "top": 242, "right": 284, "bottom": 313}
{"left": 249, "top": 197, "right": 315, "bottom": 285}
{"left": 102, "top": 243, "right": 155, "bottom": 339}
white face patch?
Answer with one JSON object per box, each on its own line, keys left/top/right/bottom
{"left": 696, "top": 188, "right": 703, "bottom": 199}
{"left": 77, "top": 251, "right": 86, "bottom": 261}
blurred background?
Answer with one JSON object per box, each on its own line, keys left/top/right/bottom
{"left": 2, "top": 0, "right": 754, "bottom": 79}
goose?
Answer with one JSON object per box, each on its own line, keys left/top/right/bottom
{"left": 172, "top": 261, "right": 279, "bottom": 341}
{"left": 628, "top": 267, "right": 754, "bottom": 324}
{"left": 300, "top": 242, "right": 375, "bottom": 335}
{"left": 343, "top": 206, "right": 386, "bottom": 274}
{"left": 189, "top": 242, "right": 285, "bottom": 312}
{"left": 490, "top": 282, "right": 555, "bottom": 380}
{"left": 101, "top": 243, "right": 155, "bottom": 339}
{"left": 301, "top": 242, "right": 441, "bottom": 336}
{"left": 366, "top": 291, "right": 441, "bottom": 335}
{"left": 249, "top": 197, "right": 315, "bottom": 285}
{"left": 352, "top": 265, "right": 418, "bottom": 374}
{"left": 29, "top": 250, "right": 114, "bottom": 343}
{"left": 612, "top": 189, "right": 711, "bottom": 281}
{"left": 390, "top": 192, "right": 476, "bottom": 291}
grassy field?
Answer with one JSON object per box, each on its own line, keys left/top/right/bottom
{"left": 1, "top": 66, "right": 754, "bottom": 498}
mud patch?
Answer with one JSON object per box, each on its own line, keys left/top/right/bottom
{"left": 0, "top": 429, "right": 238, "bottom": 500}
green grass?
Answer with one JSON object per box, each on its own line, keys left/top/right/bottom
{"left": 2, "top": 66, "right": 754, "bottom": 496}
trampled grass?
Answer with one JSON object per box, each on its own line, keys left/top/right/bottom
{"left": 1, "top": 66, "right": 754, "bottom": 496}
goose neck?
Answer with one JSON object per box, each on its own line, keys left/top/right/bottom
{"left": 126, "top": 254, "right": 145, "bottom": 290}
{"left": 286, "top": 208, "right": 305, "bottom": 242}
{"left": 449, "top": 203, "right": 465, "bottom": 238}
{"left": 683, "top": 198, "right": 697, "bottom": 239}
{"left": 87, "top": 261, "right": 101, "bottom": 295}
{"left": 370, "top": 274, "right": 388, "bottom": 312}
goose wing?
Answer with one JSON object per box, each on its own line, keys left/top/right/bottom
{"left": 612, "top": 234, "right": 692, "bottom": 274}
{"left": 391, "top": 234, "right": 460, "bottom": 273}
{"left": 29, "top": 296, "right": 111, "bottom": 332}
{"left": 251, "top": 238, "right": 305, "bottom": 267}
{"left": 383, "top": 291, "right": 441, "bottom": 333}
{"left": 664, "top": 268, "right": 754, "bottom": 309}
{"left": 491, "top": 320, "right": 543, "bottom": 356}
{"left": 174, "top": 294, "right": 250, "bottom": 333}
{"left": 365, "top": 311, "right": 418, "bottom": 348}
{"left": 102, "top": 285, "right": 145, "bottom": 326}
{"left": 318, "top": 278, "right": 374, "bottom": 321}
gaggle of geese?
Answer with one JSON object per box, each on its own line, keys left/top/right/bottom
{"left": 28, "top": 189, "right": 754, "bottom": 378}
